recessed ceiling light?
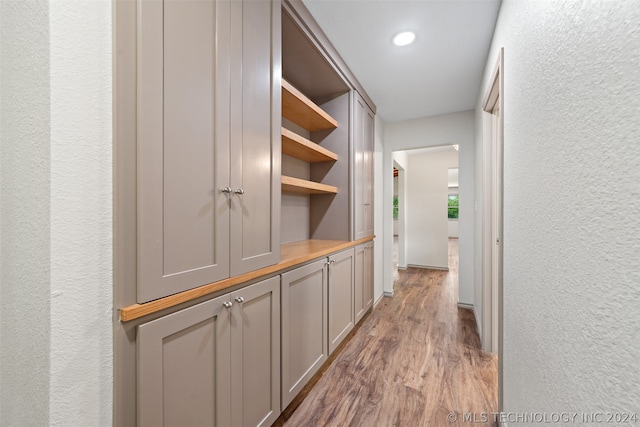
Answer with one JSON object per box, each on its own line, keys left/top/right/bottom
{"left": 392, "top": 31, "right": 416, "bottom": 47}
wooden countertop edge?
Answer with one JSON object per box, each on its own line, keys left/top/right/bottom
{"left": 119, "top": 236, "right": 375, "bottom": 322}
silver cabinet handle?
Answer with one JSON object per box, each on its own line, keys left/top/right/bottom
{"left": 235, "top": 296, "right": 245, "bottom": 304}
{"left": 234, "top": 188, "right": 244, "bottom": 195}
{"left": 223, "top": 301, "right": 233, "bottom": 308}
{"left": 329, "top": 259, "right": 336, "bottom": 264}
{"left": 221, "top": 187, "right": 232, "bottom": 194}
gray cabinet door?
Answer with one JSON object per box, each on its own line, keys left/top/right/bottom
{"left": 364, "top": 106, "right": 375, "bottom": 237}
{"left": 353, "top": 94, "right": 366, "bottom": 240}
{"left": 281, "top": 258, "right": 328, "bottom": 408}
{"left": 328, "top": 248, "right": 355, "bottom": 354}
{"left": 354, "top": 243, "right": 366, "bottom": 323}
{"left": 364, "top": 242, "right": 374, "bottom": 311}
{"left": 353, "top": 93, "right": 375, "bottom": 240}
{"left": 229, "top": 0, "right": 281, "bottom": 276}
{"left": 355, "top": 242, "right": 374, "bottom": 324}
{"left": 137, "top": 0, "right": 232, "bottom": 302}
{"left": 230, "top": 277, "right": 281, "bottom": 427}
{"left": 137, "top": 295, "right": 232, "bottom": 427}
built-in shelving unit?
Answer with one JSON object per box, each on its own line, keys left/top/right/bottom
{"left": 281, "top": 5, "right": 352, "bottom": 243}
{"left": 281, "top": 78, "right": 339, "bottom": 198}
{"left": 281, "top": 175, "right": 338, "bottom": 195}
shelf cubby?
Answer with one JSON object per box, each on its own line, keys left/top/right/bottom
{"left": 282, "top": 79, "right": 338, "bottom": 132}
{"left": 281, "top": 127, "right": 338, "bottom": 163}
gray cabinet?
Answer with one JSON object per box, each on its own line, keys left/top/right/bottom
{"left": 355, "top": 241, "right": 375, "bottom": 324}
{"left": 281, "top": 258, "right": 328, "bottom": 408}
{"left": 328, "top": 248, "right": 355, "bottom": 354}
{"left": 137, "top": 294, "right": 232, "bottom": 427}
{"left": 137, "top": 276, "right": 280, "bottom": 427}
{"left": 230, "top": 277, "right": 281, "bottom": 427}
{"left": 354, "top": 92, "right": 375, "bottom": 240}
{"left": 136, "top": 0, "right": 281, "bottom": 303}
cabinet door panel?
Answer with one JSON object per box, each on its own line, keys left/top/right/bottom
{"left": 230, "top": 0, "right": 281, "bottom": 276}
{"left": 353, "top": 95, "right": 366, "bottom": 240}
{"left": 364, "top": 242, "right": 374, "bottom": 310}
{"left": 281, "top": 259, "right": 328, "bottom": 408}
{"left": 328, "top": 249, "right": 355, "bottom": 354}
{"left": 354, "top": 244, "right": 366, "bottom": 323}
{"left": 364, "top": 107, "right": 375, "bottom": 236}
{"left": 137, "top": 0, "right": 231, "bottom": 302}
{"left": 353, "top": 92, "right": 375, "bottom": 240}
{"left": 231, "top": 276, "right": 281, "bottom": 427}
{"left": 137, "top": 295, "right": 231, "bottom": 427}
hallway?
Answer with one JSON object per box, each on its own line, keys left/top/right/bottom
{"left": 281, "top": 240, "right": 498, "bottom": 426}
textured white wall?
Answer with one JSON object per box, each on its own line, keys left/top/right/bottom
{"left": 0, "top": 1, "right": 51, "bottom": 424}
{"left": 476, "top": 0, "right": 640, "bottom": 418}
{"left": 0, "top": 1, "right": 112, "bottom": 425}
{"left": 49, "top": 1, "right": 113, "bottom": 425}
{"left": 383, "top": 111, "right": 475, "bottom": 304}
{"left": 405, "top": 150, "right": 458, "bottom": 269}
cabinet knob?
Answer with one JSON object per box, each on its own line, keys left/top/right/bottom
{"left": 234, "top": 188, "right": 245, "bottom": 195}
{"left": 235, "top": 296, "right": 245, "bottom": 304}
{"left": 221, "top": 187, "right": 232, "bottom": 194}
{"left": 223, "top": 301, "right": 233, "bottom": 309}
{"left": 329, "top": 259, "right": 336, "bottom": 264}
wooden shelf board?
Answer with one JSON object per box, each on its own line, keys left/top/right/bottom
{"left": 282, "top": 127, "right": 338, "bottom": 163}
{"left": 281, "top": 175, "right": 338, "bottom": 195}
{"left": 282, "top": 79, "right": 338, "bottom": 132}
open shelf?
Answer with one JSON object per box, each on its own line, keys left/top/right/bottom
{"left": 282, "top": 79, "right": 338, "bottom": 131}
{"left": 282, "top": 127, "right": 338, "bottom": 163}
{"left": 282, "top": 175, "right": 338, "bottom": 195}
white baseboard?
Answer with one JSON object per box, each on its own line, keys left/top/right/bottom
{"left": 383, "top": 290, "right": 394, "bottom": 297}
{"left": 406, "top": 264, "right": 449, "bottom": 271}
{"left": 457, "top": 302, "right": 474, "bottom": 310}
{"left": 373, "top": 294, "right": 385, "bottom": 307}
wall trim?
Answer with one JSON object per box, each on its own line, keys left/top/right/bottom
{"left": 383, "top": 290, "right": 394, "bottom": 297}
{"left": 457, "top": 302, "right": 474, "bottom": 310}
{"left": 373, "top": 294, "right": 385, "bottom": 307}
{"left": 407, "top": 264, "right": 449, "bottom": 271}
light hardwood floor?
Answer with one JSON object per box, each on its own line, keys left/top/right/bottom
{"left": 279, "top": 239, "right": 498, "bottom": 427}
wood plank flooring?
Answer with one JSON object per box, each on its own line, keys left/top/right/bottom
{"left": 279, "top": 239, "right": 498, "bottom": 427}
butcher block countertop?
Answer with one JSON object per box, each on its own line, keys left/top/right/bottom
{"left": 119, "top": 236, "right": 374, "bottom": 322}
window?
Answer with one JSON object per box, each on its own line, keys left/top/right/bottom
{"left": 393, "top": 196, "right": 399, "bottom": 220}
{"left": 448, "top": 194, "right": 459, "bottom": 219}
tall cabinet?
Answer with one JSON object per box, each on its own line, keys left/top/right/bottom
{"left": 137, "top": 0, "right": 281, "bottom": 303}
{"left": 354, "top": 93, "right": 375, "bottom": 240}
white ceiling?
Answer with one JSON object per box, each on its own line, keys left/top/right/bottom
{"left": 302, "top": 0, "right": 502, "bottom": 122}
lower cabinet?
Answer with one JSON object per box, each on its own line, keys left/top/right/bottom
{"left": 355, "top": 241, "right": 374, "bottom": 324}
{"left": 327, "top": 248, "right": 355, "bottom": 354}
{"left": 137, "top": 276, "right": 280, "bottom": 427}
{"left": 281, "top": 248, "right": 356, "bottom": 408}
{"left": 281, "top": 258, "right": 328, "bottom": 409}
{"left": 136, "top": 244, "right": 372, "bottom": 424}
